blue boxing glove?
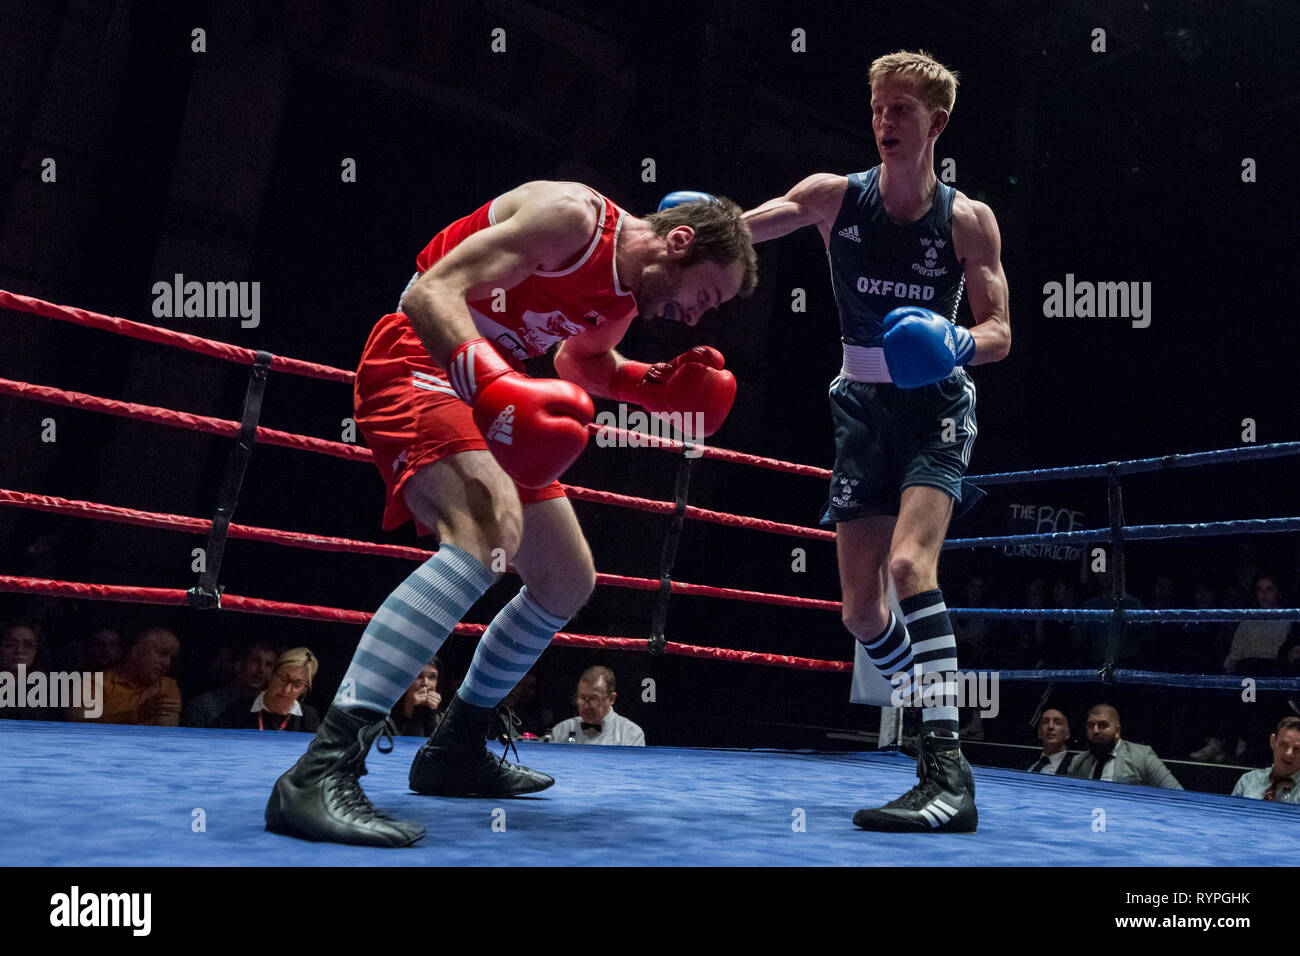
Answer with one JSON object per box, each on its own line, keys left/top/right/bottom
{"left": 882, "top": 306, "right": 976, "bottom": 388}
{"left": 658, "top": 190, "right": 718, "bottom": 211}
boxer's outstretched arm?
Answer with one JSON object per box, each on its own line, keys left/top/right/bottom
{"left": 399, "top": 184, "right": 598, "bottom": 365}
{"left": 742, "top": 173, "right": 848, "bottom": 243}
{"left": 951, "top": 196, "right": 1010, "bottom": 364}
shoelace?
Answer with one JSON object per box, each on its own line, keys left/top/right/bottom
{"left": 331, "top": 720, "right": 399, "bottom": 822}
{"left": 494, "top": 706, "right": 523, "bottom": 767}
{"left": 885, "top": 743, "right": 942, "bottom": 810}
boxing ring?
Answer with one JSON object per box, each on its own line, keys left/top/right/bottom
{"left": 2, "top": 288, "right": 1299, "bottom": 867}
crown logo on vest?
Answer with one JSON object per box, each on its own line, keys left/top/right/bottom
{"left": 912, "top": 237, "right": 949, "bottom": 278}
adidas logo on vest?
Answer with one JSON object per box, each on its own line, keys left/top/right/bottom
{"left": 486, "top": 405, "right": 515, "bottom": 445}
{"left": 837, "top": 224, "right": 861, "bottom": 242}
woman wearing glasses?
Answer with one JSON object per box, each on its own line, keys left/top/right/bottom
{"left": 216, "top": 648, "right": 320, "bottom": 733}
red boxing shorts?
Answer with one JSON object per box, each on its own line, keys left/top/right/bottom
{"left": 354, "top": 312, "right": 566, "bottom": 534}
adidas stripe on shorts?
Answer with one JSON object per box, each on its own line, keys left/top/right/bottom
{"left": 353, "top": 311, "right": 566, "bottom": 535}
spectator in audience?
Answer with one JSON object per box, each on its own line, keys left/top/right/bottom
{"left": 1223, "top": 540, "right": 1260, "bottom": 608}
{"left": 1025, "top": 708, "right": 1075, "bottom": 774}
{"left": 1068, "top": 703, "right": 1183, "bottom": 789}
{"left": 951, "top": 575, "right": 990, "bottom": 650}
{"left": 1230, "top": 716, "right": 1300, "bottom": 805}
{"left": 1279, "top": 625, "right": 1300, "bottom": 719}
{"left": 1224, "top": 575, "right": 1290, "bottom": 673}
{"left": 80, "top": 626, "right": 123, "bottom": 673}
{"left": 1026, "top": 579, "right": 1076, "bottom": 669}
{"left": 0, "top": 620, "right": 61, "bottom": 721}
{"left": 1076, "top": 569, "right": 1145, "bottom": 667}
{"left": 199, "top": 643, "right": 238, "bottom": 696}
{"left": 391, "top": 657, "right": 443, "bottom": 737}
{"left": 215, "top": 647, "right": 320, "bottom": 732}
{"left": 500, "top": 670, "right": 552, "bottom": 740}
{"left": 1141, "top": 573, "right": 1180, "bottom": 670}
{"left": 183, "top": 642, "right": 276, "bottom": 728}
{"left": 68, "top": 625, "right": 182, "bottom": 726}
{"left": 1183, "top": 581, "right": 1232, "bottom": 673}
{"left": 551, "top": 666, "right": 645, "bottom": 746}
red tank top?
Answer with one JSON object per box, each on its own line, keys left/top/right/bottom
{"left": 407, "top": 190, "right": 637, "bottom": 363}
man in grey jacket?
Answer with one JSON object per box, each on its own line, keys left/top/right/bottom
{"left": 1068, "top": 703, "right": 1183, "bottom": 789}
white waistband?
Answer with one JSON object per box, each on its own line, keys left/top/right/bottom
{"left": 840, "top": 344, "right": 892, "bottom": 383}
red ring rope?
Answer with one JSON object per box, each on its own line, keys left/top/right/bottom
{"left": 0, "top": 576, "right": 850, "bottom": 672}
{"left": 0, "top": 488, "right": 842, "bottom": 611}
{"left": 3, "top": 288, "right": 827, "bottom": 478}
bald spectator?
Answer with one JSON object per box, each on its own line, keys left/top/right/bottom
{"left": 551, "top": 666, "right": 645, "bottom": 746}
{"left": 215, "top": 647, "right": 320, "bottom": 732}
{"left": 69, "top": 625, "right": 182, "bottom": 726}
{"left": 1231, "top": 717, "right": 1300, "bottom": 805}
{"left": 1025, "top": 708, "right": 1075, "bottom": 775}
{"left": 183, "top": 643, "right": 276, "bottom": 728}
{"left": 1069, "top": 704, "right": 1182, "bottom": 789}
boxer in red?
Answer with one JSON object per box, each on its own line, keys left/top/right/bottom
{"left": 266, "top": 181, "right": 756, "bottom": 846}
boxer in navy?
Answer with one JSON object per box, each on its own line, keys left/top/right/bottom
{"left": 743, "top": 50, "right": 1011, "bottom": 832}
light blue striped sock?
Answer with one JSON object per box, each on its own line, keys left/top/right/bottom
{"left": 458, "top": 586, "right": 567, "bottom": 708}
{"left": 335, "top": 544, "right": 494, "bottom": 715}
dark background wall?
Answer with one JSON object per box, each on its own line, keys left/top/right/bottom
{"left": 1, "top": 0, "right": 1297, "bottom": 760}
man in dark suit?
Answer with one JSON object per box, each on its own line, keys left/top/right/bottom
{"left": 1025, "top": 707, "right": 1075, "bottom": 775}
{"left": 1068, "top": 703, "right": 1183, "bottom": 789}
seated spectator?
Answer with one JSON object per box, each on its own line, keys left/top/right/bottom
{"left": 198, "top": 643, "right": 238, "bottom": 696}
{"left": 550, "top": 666, "right": 645, "bottom": 746}
{"left": 1140, "top": 573, "right": 1182, "bottom": 670}
{"left": 80, "top": 626, "right": 123, "bottom": 673}
{"left": 1025, "top": 708, "right": 1075, "bottom": 774}
{"left": 1279, "top": 626, "right": 1300, "bottom": 718}
{"left": 1069, "top": 703, "right": 1182, "bottom": 789}
{"left": 1076, "top": 570, "right": 1145, "bottom": 667}
{"left": 391, "top": 657, "right": 443, "bottom": 737}
{"left": 215, "top": 647, "right": 320, "bottom": 732}
{"left": 182, "top": 642, "right": 276, "bottom": 728}
{"left": 951, "top": 576, "right": 990, "bottom": 650}
{"left": 1230, "top": 716, "right": 1300, "bottom": 805}
{"left": 0, "top": 620, "right": 61, "bottom": 721}
{"left": 500, "top": 671, "right": 553, "bottom": 739}
{"left": 1224, "top": 575, "right": 1290, "bottom": 674}
{"left": 68, "top": 625, "right": 182, "bottom": 726}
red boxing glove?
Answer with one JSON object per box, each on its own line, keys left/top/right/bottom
{"left": 609, "top": 346, "right": 737, "bottom": 437}
{"left": 447, "top": 338, "right": 594, "bottom": 488}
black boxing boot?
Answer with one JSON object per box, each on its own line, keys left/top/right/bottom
{"left": 409, "top": 694, "right": 553, "bottom": 796}
{"left": 266, "top": 706, "right": 425, "bottom": 847}
{"left": 853, "top": 730, "right": 978, "bottom": 833}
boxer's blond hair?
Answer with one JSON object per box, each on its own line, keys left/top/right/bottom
{"left": 869, "top": 50, "right": 959, "bottom": 115}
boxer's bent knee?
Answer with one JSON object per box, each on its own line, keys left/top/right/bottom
{"left": 842, "top": 599, "right": 890, "bottom": 641}
{"left": 888, "top": 550, "right": 936, "bottom": 596}
{"left": 522, "top": 542, "right": 595, "bottom": 619}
